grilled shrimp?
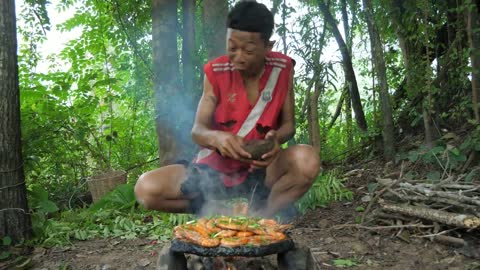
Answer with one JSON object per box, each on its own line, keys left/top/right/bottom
{"left": 258, "top": 219, "right": 277, "bottom": 226}
{"left": 236, "top": 231, "right": 254, "bottom": 237}
{"left": 213, "top": 230, "right": 237, "bottom": 238}
{"left": 190, "top": 222, "right": 211, "bottom": 238}
{"left": 220, "top": 237, "right": 250, "bottom": 247}
{"left": 216, "top": 217, "right": 248, "bottom": 231}
{"left": 247, "top": 235, "right": 277, "bottom": 246}
{"left": 265, "top": 230, "right": 286, "bottom": 240}
{"left": 175, "top": 227, "right": 220, "bottom": 247}
{"left": 206, "top": 218, "right": 221, "bottom": 233}
{"left": 246, "top": 224, "right": 267, "bottom": 235}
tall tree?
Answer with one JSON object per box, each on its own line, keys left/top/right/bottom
{"left": 181, "top": 0, "right": 198, "bottom": 156}
{"left": 152, "top": 0, "right": 183, "bottom": 164}
{"left": 340, "top": 0, "right": 354, "bottom": 148}
{"left": 466, "top": 0, "right": 480, "bottom": 123}
{"left": 318, "top": 0, "right": 368, "bottom": 132}
{"left": 308, "top": 80, "right": 323, "bottom": 154}
{"left": 203, "top": 0, "right": 228, "bottom": 60}
{"left": 363, "top": 0, "right": 395, "bottom": 161}
{"left": 307, "top": 23, "right": 328, "bottom": 159}
{"left": 182, "top": 0, "right": 196, "bottom": 95}
{"left": 388, "top": 0, "right": 439, "bottom": 146}
{"left": 0, "top": 0, "right": 31, "bottom": 243}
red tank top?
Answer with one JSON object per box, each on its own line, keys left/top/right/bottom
{"left": 194, "top": 51, "right": 293, "bottom": 186}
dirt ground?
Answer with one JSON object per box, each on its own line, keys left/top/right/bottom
{"left": 7, "top": 202, "right": 478, "bottom": 270}
{"left": 2, "top": 162, "right": 480, "bottom": 270}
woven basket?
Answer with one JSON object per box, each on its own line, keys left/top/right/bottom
{"left": 87, "top": 170, "right": 127, "bottom": 202}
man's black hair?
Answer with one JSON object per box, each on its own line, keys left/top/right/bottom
{"left": 226, "top": 1, "right": 274, "bottom": 43}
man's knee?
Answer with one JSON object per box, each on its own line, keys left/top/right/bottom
{"left": 134, "top": 173, "right": 159, "bottom": 210}
{"left": 290, "top": 145, "right": 321, "bottom": 184}
{"left": 134, "top": 174, "right": 148, "bottom": 208}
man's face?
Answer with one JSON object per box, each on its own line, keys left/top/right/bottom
{"left": 226, "top": 28, "right": 271, "bottom": 73}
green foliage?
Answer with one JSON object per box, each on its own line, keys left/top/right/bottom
{"left": 0, "top": 236, "right": 12, "bottom": 261}
{"left": 296, "top": 171, "right": 353, "bottom": 214}
{"left": 397, "top": 141, "right": 470, "bottom": 180}
{"left": 17, "top": 0, "right": 158, "bottom": 208}
{"left": 332, "top": 258, "right": 358, "bottom": 267}
{"left": 89, "top": 183, "right": 137, "bottom": 212}
{"left": 27, "top": 182, "right": 194, "bottom": 247}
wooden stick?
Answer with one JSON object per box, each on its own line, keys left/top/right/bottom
{"left": 331, "top": 223, "right": 434, "bottom": 230}
{"left": 360, "top": 163, "right": 405, "bottom": 224}
{"left": 432, "top": 235, "right": 466, "bottom": 247}
{"left": 417, "top": 183, "right": 478, "bottom": 190}
{"left": 399, "top": 183, "right": 480, "bottom": 206}
{"left": 414, "top": 228, "right": 457, "bottom": 238}
{"left": 387, "top": 190, "right": 480, "bottom": 214}
{"left": 381, "top": 203, "right": 480, "bottom": 228}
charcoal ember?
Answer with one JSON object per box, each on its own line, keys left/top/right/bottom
{"left": 242, "top": 138, "right": 274, "bottom": 160}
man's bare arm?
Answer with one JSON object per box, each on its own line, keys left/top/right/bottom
{"left": 275, "top": 67, "right": 296, "bottom": 144}
{"left": 191, "top": 75, "right": 219, "bottom": 149}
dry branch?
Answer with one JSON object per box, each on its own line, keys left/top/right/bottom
{"left": 431, "top": 235, "right": 466, "bottom": 247}
{"left": 360, "top": 164, "right": 405, "bottom": 224}
{"left": 419, "top": 184, "right": 478, "bottom": 190}
{"left": 399, "top": 183, "right": 480, "bottom": 206}
{"left": 386, "top": 189, "right": 480, "bottom": 214}
{"left": 332, "top": 223, "right": 434, "bottom": 231}
{"left": 380, "top": 203, "right": 480, "bottom": 229}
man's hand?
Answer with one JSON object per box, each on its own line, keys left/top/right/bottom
{"left": 213, "top": 131, "right": 252, "bottom": 161}
{"left": 251, "top": 130, "right": 281, "bottom": 168}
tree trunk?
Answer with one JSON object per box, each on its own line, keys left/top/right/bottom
{"left": 389, "top": 0, "right": 438, "bottom": 144}
{"left": 328, "top": 91, "right": 345, "bottom": 129}
{"left": 340, "top": 0, "right": 351, "bottom": 51}
{"left": 152, "top": 0, "right": 182, "bottom": 164}
{"left": 363, "top": 0, "right": 395, "bottom": 161}
{"left": 345, "top": 88, "right": 353, "bottom": 148}
{"left": 182, "top": 0, "right": 196, "bottom": 95}
{"left": 203, "top": 0, "right": 228, "bottom": 60}
{"left": 309, "top": 81, "right": 322, "bottom": 155}
{"left": 340, "top": 0, "right": 354, "bottom": 148}
{"left": 0, "top": 0, "right": 31, "bottom": 243}
{"left": 180, "top": 0, "right": 198, "bottom": 156}
{"left": 467, "top": 0, "right": 480, "bottom": 123}
{"left": 318, "top": 0, "right": 368, "bottom": 132}
{"left": 281, "top": 0, "right": 288, "bottom": 54}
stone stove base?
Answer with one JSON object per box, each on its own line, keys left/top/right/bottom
{"left": 156, "top": 242, "right": 313, "bottom": 270}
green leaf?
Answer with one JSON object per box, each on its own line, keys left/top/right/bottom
{"left": 0, "top": 251, "right": 11, "bottom": 260}
{"left": 450, "top": 147, "right": 460, "bottom": 156}
{"left": 465, "top": 171, "right": 476, "bottom": 183}
{"left": 355, "top": 216, "right": 361, "bottom": 224}
{"left": 426, "top": 171, "right": 441, "bottom": 182}
{"left": 333, "top": 259, "right": 357, "bottom": 267}
{"left": 408, "top": 151, "right": 419, "bottom": 162}
{"left": 29, "top": 185, "right": 49, "bottom": 201}
{"left": 367, "top": 183, "right": 378, "bottom": 193}
{"left": 38, "top": 200, "right": 59, "bottom": 213}
{"left": 2, "top": 236, "right": 12, "bottom": 246}
{"left": 355, "top": 206, "right": 365, "bottom": 212}
{"left": 431, "top": 146, "right": 445, "bottom": 155}
{"left": 475, "top": 144, "right": 480, "bottom": 151}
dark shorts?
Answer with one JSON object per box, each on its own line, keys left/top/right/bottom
{"left": 177, "top": 161, "right": 270, "bottom": 214}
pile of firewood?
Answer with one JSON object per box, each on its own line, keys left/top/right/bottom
{"left": 359, "top": 167, "right": 480, "bottom": 248}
